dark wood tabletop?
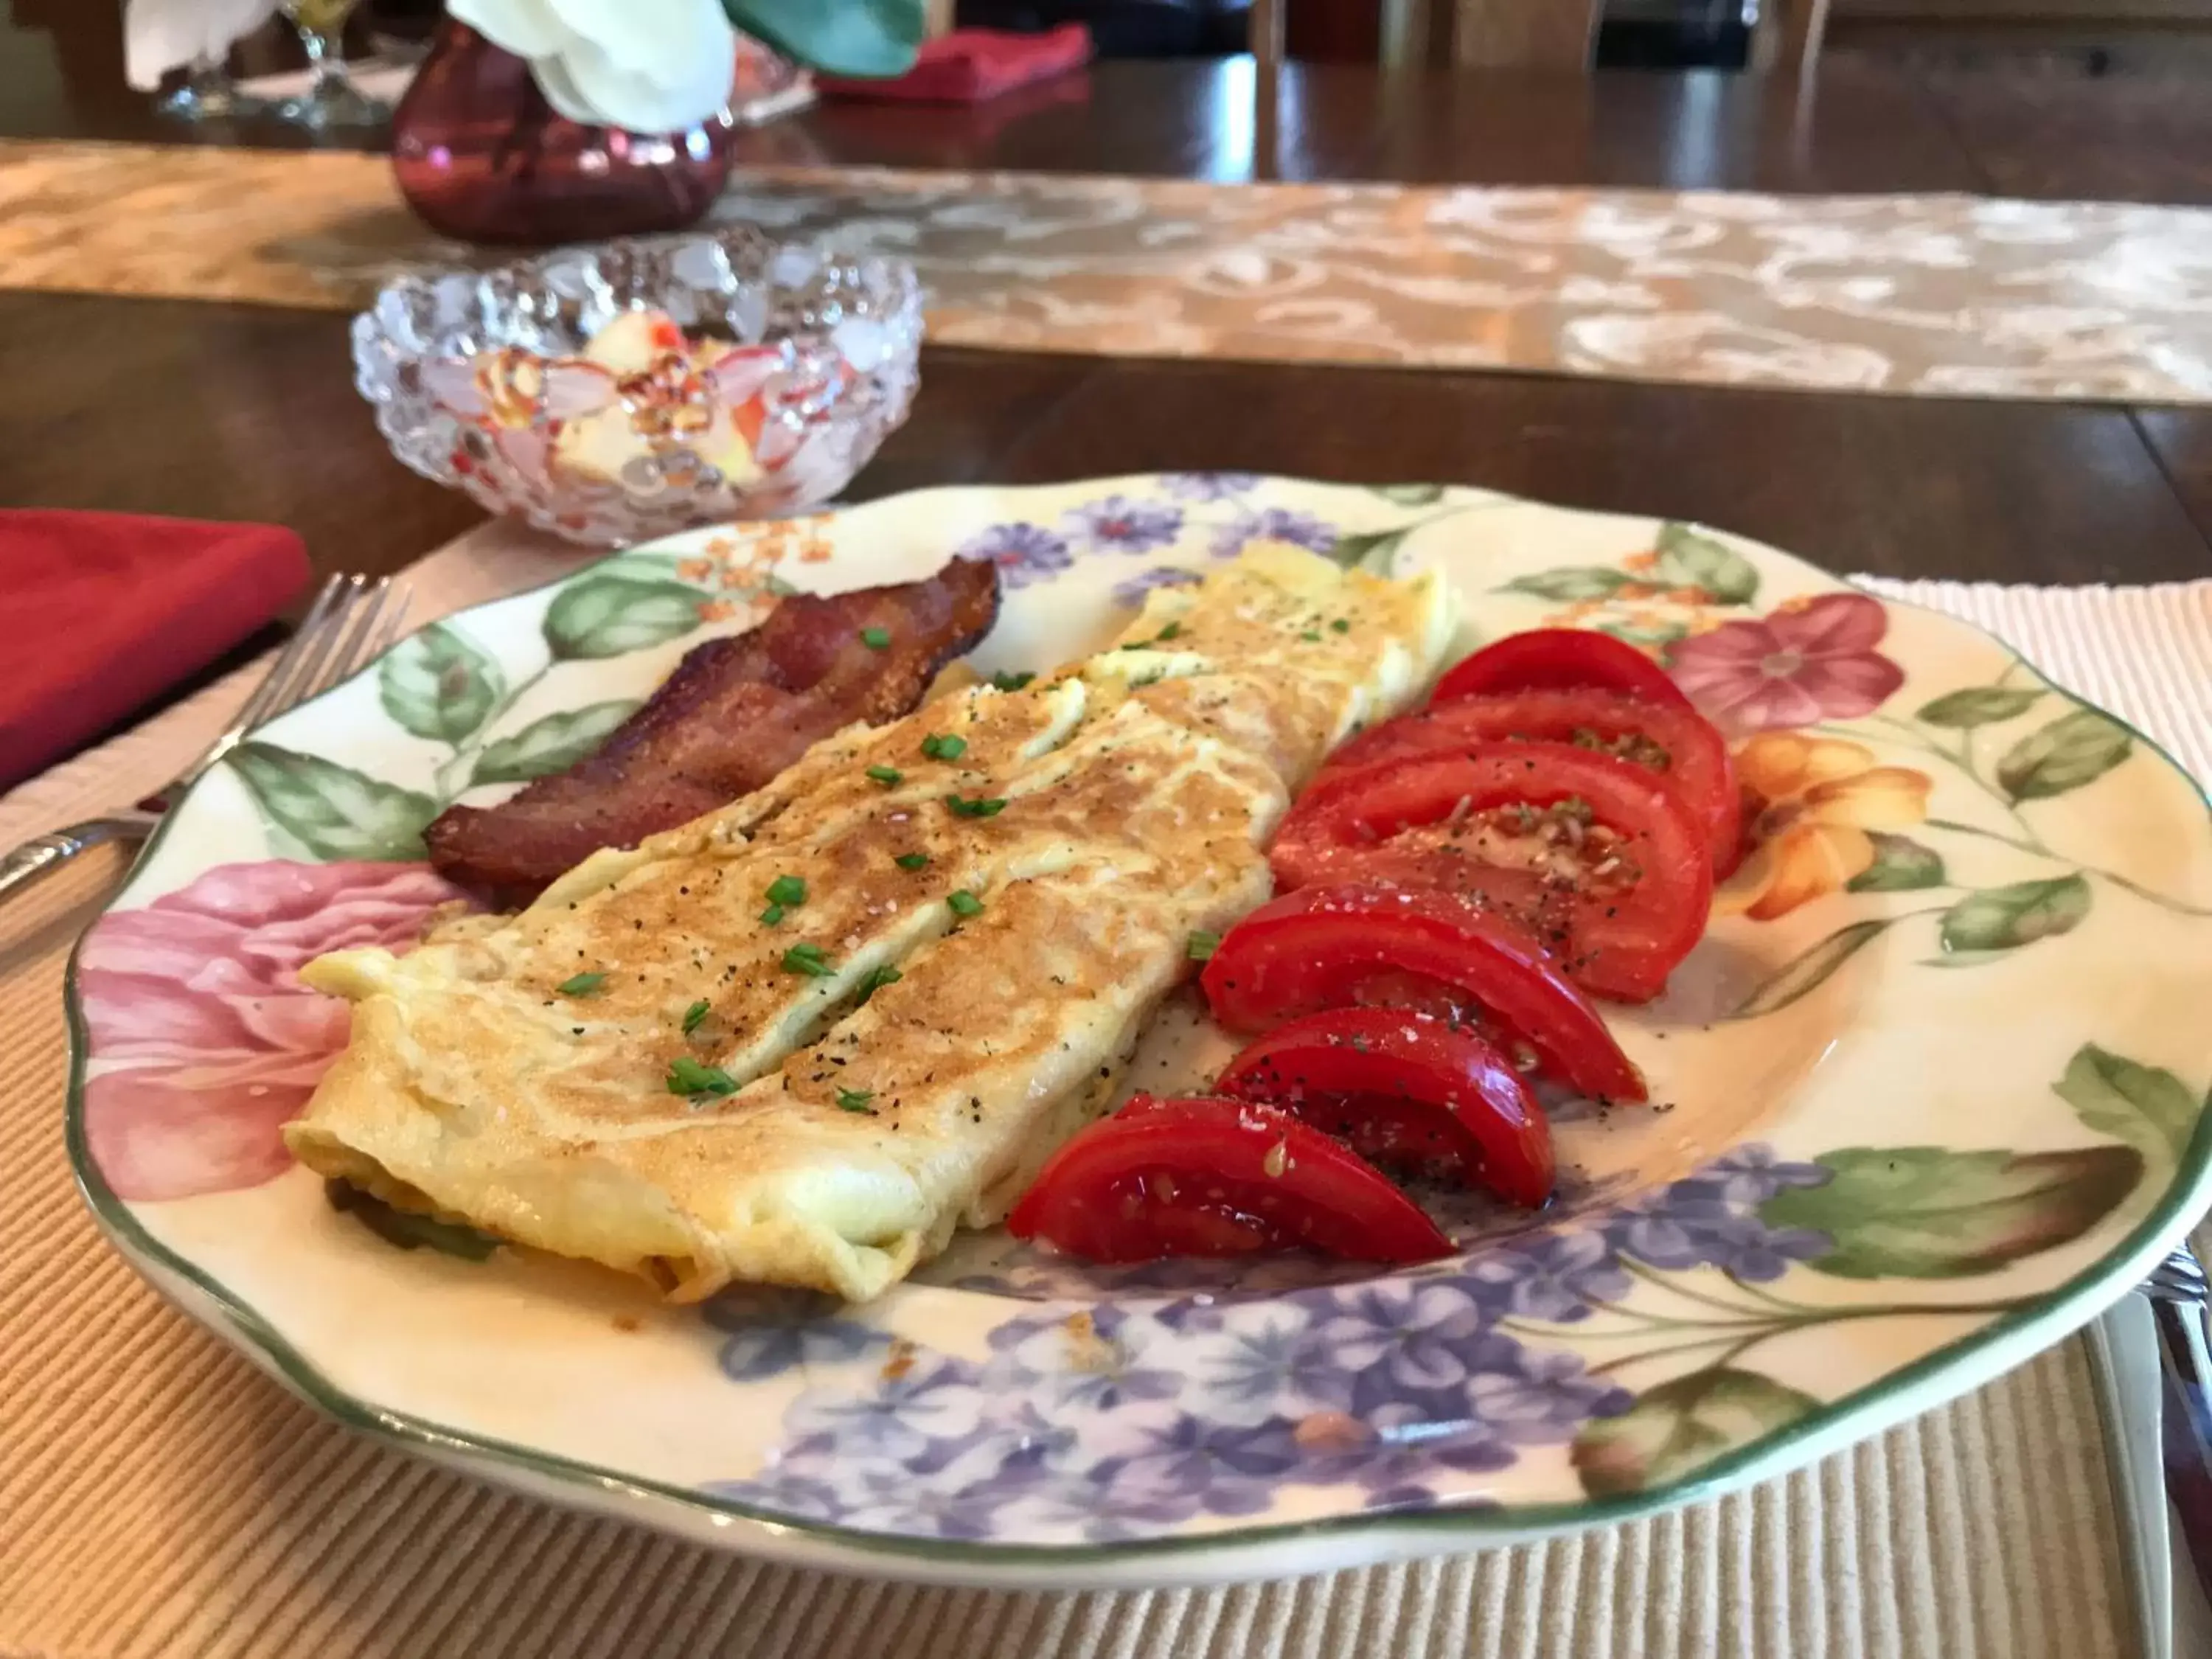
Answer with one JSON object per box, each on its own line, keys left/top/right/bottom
{"left": 3, "top": 32, "right": 2210, "bottom": 656}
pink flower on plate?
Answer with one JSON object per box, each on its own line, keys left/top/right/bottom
{"left": 78, "top": 860, "right": 466, "bottom": 1203}
{"left": 1667, "top": 592, "right": 1906, "bottom": 731}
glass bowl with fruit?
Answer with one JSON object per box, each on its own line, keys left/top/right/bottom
{"left": 351, "top": 229, "right": 923, "bottom": 546}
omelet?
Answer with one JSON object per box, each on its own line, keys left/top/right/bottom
{"left": 286, "top": 543, "right": 1456, "bottom": 1301}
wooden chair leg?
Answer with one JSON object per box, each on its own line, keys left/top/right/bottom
{"left": 1251, "top": 0, "right": 1284, "bottom": 72}
{"left": 1449, "top": 0, "right": 1603, "bottom": 69}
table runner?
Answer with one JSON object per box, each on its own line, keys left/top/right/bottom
{"left": 6, "top": 137, "right": 2212, "bottom": 404}
{"left": 7, "top": 524, "right": 2211, "bottom": 1658}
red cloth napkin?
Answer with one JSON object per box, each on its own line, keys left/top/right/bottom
{"left": 818, "top": 24, "right": 1092, "bottom": 104}
{"left": 0, "top": 511, "right": 310, "bottom": 790}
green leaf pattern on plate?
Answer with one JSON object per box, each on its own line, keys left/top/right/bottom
{"left": 1996, "top": 709, "right": 2134, "bottom": 801}
{"left": 1573, "top": 1368, "right": 1819, "bottom": 1498}
{"left": 228, "top": 741, "right": 440, "bottom": 862}
{"left": 1498, "top": 568, "right": 1632, "bottom": 602}
{"left": 543, "top": 575, "right": 711, "bottom": 661}
{"left": 377, "top": 622, "right": 506, "bottom": 744}
{"left": 1759, "top": 1145, "right": 2141, "bottom": 1279}
{"left": 473, "top": 700, "right": 643, "bottom": 787}
{"left": 1846, "top": 832, "right": 1947, "bottom": 893}
{"left": 1651, "top": 523, "right": 1760, "bottom": 605}
{"left": 1938, "top": 874, "right": 2090, "bottom": 953}
{"left": 1915, "top": 686, "right": 2044, "bottom": 729}
{"left": 2055, "top": 1043, "right": 2202, "bottom": 1169}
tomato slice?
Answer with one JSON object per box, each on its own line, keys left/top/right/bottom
{"left": 1213, "top": 1008, "right": 1554, "bottom": 1206}
{"left": 1433, "top": 628, "right": 1692, "bottom": 712}
{"left": 1271, "top": 742, "right": 1713, "bottom": 1003}
{"left": 1200, "top": 883, "right": 1646, "bottom": 1102}
{"left": 1319, "top": 690, "right": 1741, "bottom": 874}
{"left": 1005, "top": 1094, "right": 1453, "bottom": 1265}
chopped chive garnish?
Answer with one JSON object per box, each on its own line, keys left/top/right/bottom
{"left": 894, "top": 852, "right": 930, "bottom": 871}
{"left": 990, "top": 670, "right": 1035, "bottom": 692}
{"left": 945, "top": 793, "right": 1009, "bottom": 819}
{"left": 1186, "top": 931, "right": 1221, "bottom": 962}
{"left": 860, "top": 626, "right": 891, "bottom": 650}
{"left": 782, "top": 942, "right": 835, "bottom": 977}
{"left": 667, "top": 1056, "right": 737, "bottom": 1097}
{"left": 920, "top": 733, "right": 968, "bottom": 762}
{"left": 681, "top": 998, "right": 711, "bottom": 1034}
{"left": 759, "top": 902, "right": 786, "bottom": 926}
{"left": 855, "top": 964, "right": 902, "bottom": 1004}
{"left": 765, "top": 874, "right": 807, "bottom": 908}
{"left": 1300, "top": 629, "right": 1323, "bottom": 642}
{"left": 947, "top": 889, "right": 984, "bottom": 919}
{"left": 556, "top": 971, "right": 608, "bottom": 997}
{"left": 835, "top": 1088, "right": 876, "bottom": 1113}
{"left": 1157, "top": 621, "right": 1183, "bottom": 641}
{"left": 1330, "top": 618, "right": 1352, "bottom": 633}
{"left": 866, "top": 764, "right": 903, "bottom": 787}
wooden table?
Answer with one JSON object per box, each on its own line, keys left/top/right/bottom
{"left": 3, "top": 50, "right": 2209, "bottom": 640}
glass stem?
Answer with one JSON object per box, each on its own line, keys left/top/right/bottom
{"left": 300, "top": 28, "right": 344, "bottom": 94}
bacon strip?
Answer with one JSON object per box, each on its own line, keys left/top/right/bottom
{"left": 426, "top": 560, "right": 1002, "bottom": 904}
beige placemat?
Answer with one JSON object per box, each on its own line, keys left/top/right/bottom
{"left": 5, "top": 137, "right": 2212, "bottom": 403}
{"left": 8, "top": 524, "right": 2208, "bottom": 1659}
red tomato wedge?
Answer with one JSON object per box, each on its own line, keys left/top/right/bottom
{"left": 1274, "top": 739, "right": 1699, "bottom": 1000}
{"left": 1006, "top": 1094, "right": 1453, "bottom": 1265}
{"left": 1270, "top": 742, "right": 1713, "bottom": 1003}
{"left": 1200, "top": 884, "right": 1646, "bottom": 1102}
{"left": 1213, "top": 1008, "right": 1554, "bottom": 1206}
{"left": 1432, "top": 627, "right": 1692, "bottom": 713}
{"left": 1318, "top": 689, "right": 1741, "bottom": 874}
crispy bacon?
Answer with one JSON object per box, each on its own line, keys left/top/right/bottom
{"left": 426, "top": 560, "right": 1002, "bottom": 903}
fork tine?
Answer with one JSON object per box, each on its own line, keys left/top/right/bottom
{"left": 229, "top": 574, "right": 353, "bottom": 732}
{"left": 305, "top": 580, "right": 400, "bottom": 700}
{"left": 270, "top": 574, "right": 372, "bottom": 711}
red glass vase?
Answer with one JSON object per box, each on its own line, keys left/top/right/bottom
{"left": 390, "top": 23, "right": 738, "bottom": 246}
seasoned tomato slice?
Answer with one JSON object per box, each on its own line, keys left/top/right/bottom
{"left": 1005, "top": 1095, "right": 1453, "bottom": 1265}
{"left": 1431, "top": 627, "right": 1693, "bottom": 712}
{"left": 1214, "top": 1007, "right": 1554, "bottom": 1206}
{"left": 1319, "top": 689, "right": 1740, "bottom": 873}
{"left": 1270, "top": 742, "right": 1713, "bottom": 1003}
{"left": 1199, "top": 883, "right": 1646, "bottom": 1102}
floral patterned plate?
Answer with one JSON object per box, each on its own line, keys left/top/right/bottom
{"left": 67, "top": 477, "right": 2212, "bottom": 1589}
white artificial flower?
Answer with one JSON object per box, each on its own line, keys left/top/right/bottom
{"left": 123, "top": 0, "right": 282, "bottom": 91}
{"left": 450, "top": 0, "right": 737, "bottom": 134}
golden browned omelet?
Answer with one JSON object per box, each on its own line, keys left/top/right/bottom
{"left": 285, "top": 543, "right": 1456, "bottom": 1301}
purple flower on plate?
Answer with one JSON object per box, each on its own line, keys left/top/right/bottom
{"left": 1603, "top": 1147, "right": 1834, "bottom": 1281}
{"left": 1298, "top": 1419, "right": 1517, "bottom": 1497}
{"left": 1111, "top": 565, "right": 1204, "bottom": 610}
{"left": 704, "top": 1289, "right": 889, "bottom": 1381}
{"left": 1086, "top": 1414, "right": 1306, "bottom": 1523}
{"left": 1462, "top": 1229, "right": 1632, "bottom": 1324}
{"left": 779, "top": 1355, "right": 988, "bottom": 1465}
{"left": 1464, "top": 1347, "right": 1630, "bottom": 1445}
{"left": 984, "top": 1307, "right": 1184, "bottom": 1413}
{"left": 1208, "top": 506, "right": 1340, "bottom": 561}
{"left": 1161, "top": 471, "right": 1263, "bottom": 501}
{"left": 954, "top": 521, "right": 1072, "bottom": 589}
{"left": 1296, "top": 1279, "right": 1505, "bottom": 1416}
{"left": 1060, "top": 495, "right": 1186, "bottom": 555}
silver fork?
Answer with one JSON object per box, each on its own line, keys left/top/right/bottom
{"left": 0, "top": 574, "right": 409, "bottom": 908}
{"left": 2146, "top": 1243, "right": 2212, "bottom": 1615}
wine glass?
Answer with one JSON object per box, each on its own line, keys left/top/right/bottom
{"left": 154, "top": 52, "right": 258, "bottom": 122}
{"left": 274, "top": 0, "right": 388, "bottom": 128}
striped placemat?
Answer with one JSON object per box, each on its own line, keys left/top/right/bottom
{"left": 9, "top": 521, "right": 2210, "bottom": 1658}
{"left": 3, "top": 138, "right": 2212, "bottom": 403}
